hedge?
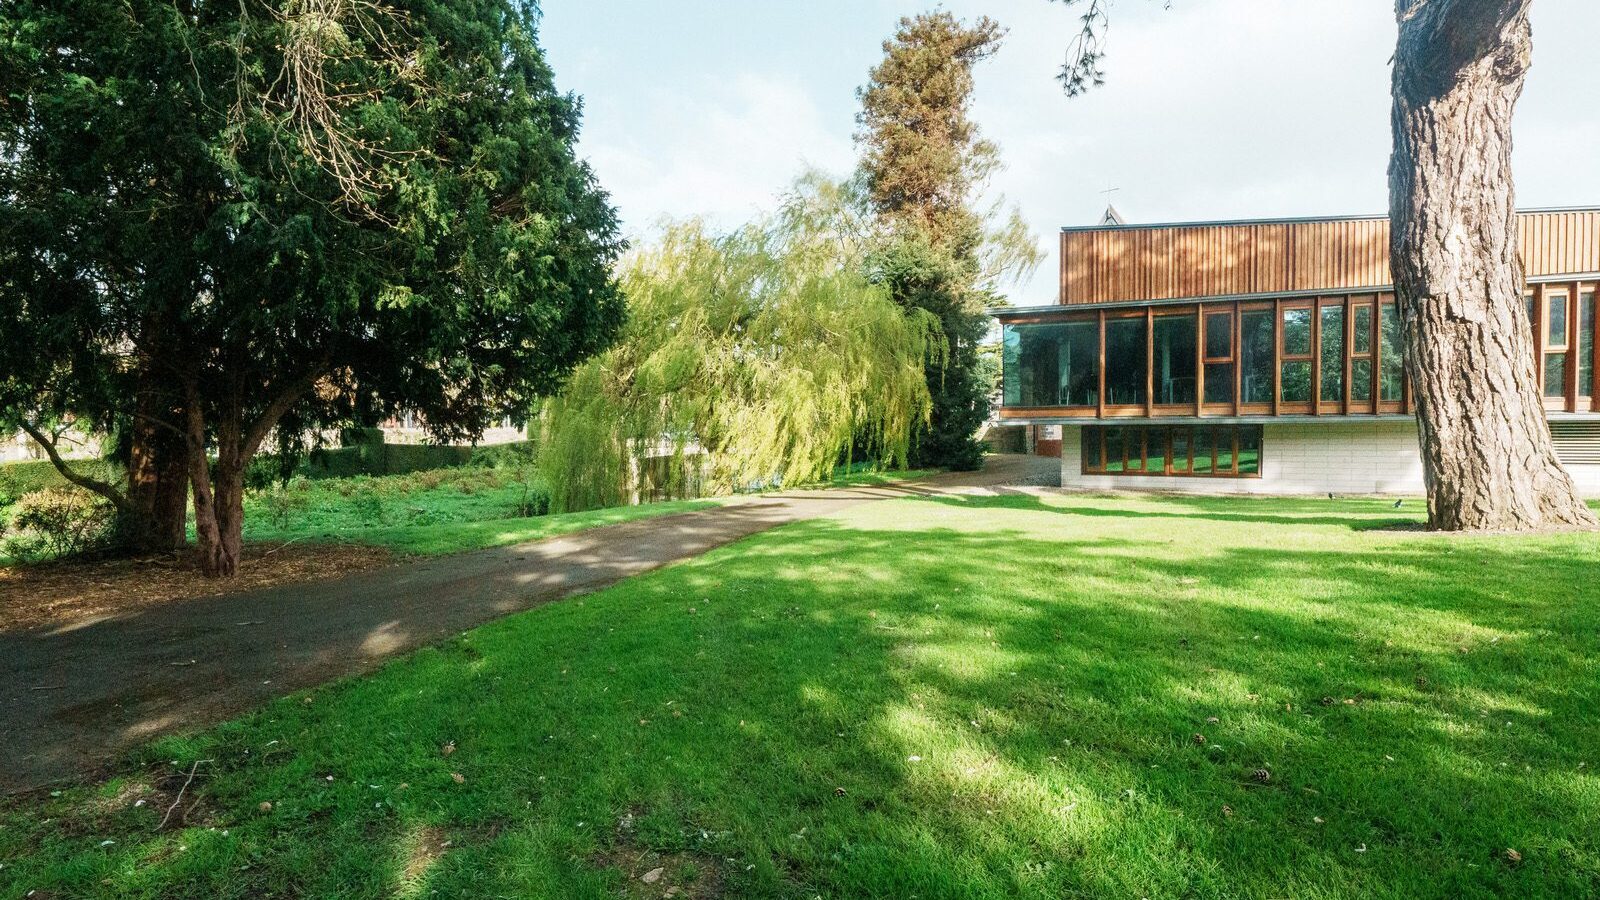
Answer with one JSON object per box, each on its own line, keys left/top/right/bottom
{"left": 5, "top": 440, "right": 540, "bottom": 502}
{"left": 0, "top": 458, "right": 123, "bottom": 507}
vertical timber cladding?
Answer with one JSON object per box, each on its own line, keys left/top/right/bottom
{"left": 1059, "top": 210, "right": 1600, "bottom": 305}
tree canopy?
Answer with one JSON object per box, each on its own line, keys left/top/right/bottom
{"left": 0, "top": 0, "right": 626, "bottom": 572}
{"left": 855, "top": 12, "right": 1039, "bottom": 470}
{"left": 538, "top": 176, "right": 940, "bottom": 513}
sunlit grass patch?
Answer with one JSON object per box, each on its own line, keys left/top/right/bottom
{"left": 4, "top": 490, "right": 1598, "bottom": 898}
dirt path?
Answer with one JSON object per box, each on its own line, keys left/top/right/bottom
{"left": 0, "top": 456, "right": 1056, "bottom": 793}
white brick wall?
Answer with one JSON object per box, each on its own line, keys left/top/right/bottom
{"left": 1060, "top": 420, "right": 1600, "bottom": 498}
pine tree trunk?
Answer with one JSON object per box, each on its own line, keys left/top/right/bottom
{"left": 1389, "top": 0, "right": 1596, "bottom": 532}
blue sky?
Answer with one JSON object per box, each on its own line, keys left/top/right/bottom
{"left": 540, "top": 1, "right": 1600, "bottom": 302}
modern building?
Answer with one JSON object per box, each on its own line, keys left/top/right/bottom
{"left": 994, "top": 208, "right": 1600, "bottom": 496}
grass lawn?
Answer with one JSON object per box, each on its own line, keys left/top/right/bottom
{"left": 238, "top": 464, "right": 934, "bottom": 557}
{"left": 4, "top": 491, "right": 1599, "bottom": 898}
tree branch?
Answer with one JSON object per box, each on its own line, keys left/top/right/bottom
{"left": 17, "top": 420, "right": 132, "bottom": 513}
{"left": 240, "top": 360, "right": 332, "bottom": 461}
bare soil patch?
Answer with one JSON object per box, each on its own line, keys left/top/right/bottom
{"left": 0, "top": 543, "right": 394, "bottom": 634}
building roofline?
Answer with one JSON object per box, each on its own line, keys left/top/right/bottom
{"left": 987, "top": 272, "right": 1600, "bottom": 318}
{"left": 1057, "top": 206, "right": 1600, "bottom": 233}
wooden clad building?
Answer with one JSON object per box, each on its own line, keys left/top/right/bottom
{"left": 994, "top": 208, "right": 1600, "bottom": 496}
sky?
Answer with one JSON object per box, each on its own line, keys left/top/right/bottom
{"left": 539, "top": 1, "right": 1600, "bottom": 303}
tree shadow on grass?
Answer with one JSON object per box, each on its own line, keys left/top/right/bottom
{"left": 5, "top": 503, "right": 1598, "bottom": 899}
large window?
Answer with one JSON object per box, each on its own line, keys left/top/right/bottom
{"left": 1379, "top": 299, "right": 1404, "bottom": 403}
{"left": 1153, "top": 314, "right": 1197, "bottom": 405}
{"left": 1002, "top": 321, "right": 1098, "bottom": 407}
{"left": 1240, "top": 309, "right": 1275, "bottom": 405}
{"left": 1320, "top": 303, "right": 1345, "bottom": 404}
{"left": 1545, "top": 290, "right": 1570, "bottom": 399}
{"left": 1082, "top": 425, "right": 1262, "bottom": 478}
{"left": 1581, "top": 290, "right": 1595, "bottom": 399}
{"left": 1349, "top": 301, "right": 1374, "bottom": 404}
{"left": 1105, "top": 316, "right": 1148, "bottom": 406}
{"left": 1203, "top": 310, "right": 1234, "bottom": 405}
{"left": 1280, "top": 306, "right": 1314, "bottom": 404}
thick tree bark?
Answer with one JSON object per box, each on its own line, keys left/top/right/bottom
{"left": 124, "top": 376, "right": 190, "bottom": 553}
{"left": 1389, "top": 0, "right": 1596, "bottom": 531}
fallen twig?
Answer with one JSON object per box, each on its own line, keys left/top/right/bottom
{"left": 157, "top": 759, "right": 211, "bottom": 831}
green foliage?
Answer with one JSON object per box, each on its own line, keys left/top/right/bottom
{"left": 0, "top": 458, "right": 122, "bottom": 507}
{"left": 539, "top": 178, "right": 940, "bottom": 512}
{"left": 1, "top": 0, "right": 624, "bottom": 559}
{"left": 855, "top": 12, "right": 1041, "bottom": 470}
{"left": 8, "top": 492, "right": 1600, "bottom": 896}
{"left": 2, "top": 487, "right": 116, "bottom": 562}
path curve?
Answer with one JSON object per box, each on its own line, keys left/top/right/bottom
{"left": 0, "top": 455, "right": 1055, "bottom": 792}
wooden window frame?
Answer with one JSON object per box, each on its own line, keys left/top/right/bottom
{"left": 1081, "top": 424, "right": 1263, "bottom": 479}
{"left": 1542, "top": 284, "right": 1574, "bottom": 411}
{"left": 1102, "top": 309, "right": 1150, "bottom": 415}
{"left": 1315, "top": 296, "right": 1348, "bottom": 415}
{"left": 1151, "top": 306, "right": 1200, "bottom": 416}
{"left": 1238, "top": 302, "right": 1275, "bottom": 414}
{"left": 1277, "top": 300, "right": 1316, "bottom": 414}
{"left": 1200, "top": 305, "right": 1235, "bottom": 415}
{"left": 1376, "top": 293, "right": 1406, "bottom": 414}
{"left": 1581, "top": 284, "right": 1598, "bottom": 412}
{"left": 1346, "top": 297, "right": 1377, "bottom": 414}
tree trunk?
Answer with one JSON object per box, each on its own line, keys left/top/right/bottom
{"left": 186, "top": 393, "right": 245, "bottom": 578}
{"left": 1389, "top": 0, "right": 1596, "bottom": 532}
{"left": 124, "top": 379, "right": 190, "bottom": 553}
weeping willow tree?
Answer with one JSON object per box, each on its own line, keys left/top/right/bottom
{"left": 539, "top": 177, "right": 942, "bottom": 512}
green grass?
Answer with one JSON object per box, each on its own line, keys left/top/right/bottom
{"left": 5, "top": 492, "right": 1600, "bottom": 898}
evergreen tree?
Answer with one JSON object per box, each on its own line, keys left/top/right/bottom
{"left": 855, "top": 12, "right": 1036, "bottom": 470}
{"left": 0, "top": 0, "right": 625, "bottom": 573}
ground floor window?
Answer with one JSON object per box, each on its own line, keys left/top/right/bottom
{"left": 1082, "top": 424, "right": 1262, "bottom": 477}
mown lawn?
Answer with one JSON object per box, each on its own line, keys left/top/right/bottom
{"left": 4, "top": 491, "right": 1598, "bottom": 898}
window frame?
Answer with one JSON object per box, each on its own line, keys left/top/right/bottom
{"left": 1081, "top": 424, "right": 1263, "bottom": 478}
{"left": 1200, "top": 307, "right": 1236, "bottom": 412}
{"left": 1277, "top": 300, "right": 1316, "bottom": 413}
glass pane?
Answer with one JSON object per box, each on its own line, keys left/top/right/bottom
{"left": 1351, "top": 358, "right": 1373, "bottom": 402}
{"left": 1153, "top": 315, "right": 1197, "bottom": 405}
{"left": 1548, "top": 294, "right": 1569, "bottom": 347}
{"left": 1002, "top": 324, "right": 1021, "bottom": 405}
{"left": 1545, "top": 354, "right": 1567, "bottom": 399}
{"left": 1205, "top": 312, "right": 1232, "bottom": 359}
{"left": 1282, "top": 307, "right": 1313, "bottom": 356}
{"left": 1216, "top": 430, "right": 1236, "bottom": 473}
{"left": 1353, "top": 305, "right": 1373, "bottom": 354}
{"left": 1103, "top": 427, "right": 1124, "bottom": 472}
{"left": 1105, "top": 318, "right": 1148, "bottom": 406}
{"left": 1320, "top": 304, "right": 1345, "bottom": 403}
{"left": 1192, "top": 427, "right": 1214, "bottom": 474}
{"left": 1171, "top": 428, "right": 1190, "bottom": 473}
{"left": 1581, "top": 292, "right": 1594, "bottom": 397}
{"left": 1126, "top": 427, "right": 1145, "bottom": 472}
{"left": 1238, "top": 427, "right": 1261, "bottom": 475}
{"left": 1380, "top": 301, "right": 1404, "bottom": 402}
{"left": 1084, "top": 427, "right": 1102, "bottom": 470}
{"left": 1204, "top": 363, "right": 1234, "bottom": 404}
{"left": 1144, "top": 427, "right": 1167, "bottom": 474}
{"left": 1003, "top": 321, "right": 1099, "bottom": 407}
{"left": 1240, "top": 310, "right": 1275, "bottom": 404}
{"left": 1281, "top": 360, "right": 1313, "bottom": 403}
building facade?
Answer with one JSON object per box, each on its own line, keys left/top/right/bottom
{"left": 993, "top": 208, "right": 1600, "bottom": 496}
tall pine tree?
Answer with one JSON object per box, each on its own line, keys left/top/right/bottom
{"left": 855, "top": 13, "right": 1035, "bottom": 470}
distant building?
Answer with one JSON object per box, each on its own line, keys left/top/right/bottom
{"left": 993, "top": 208, "right": 1600, "bottom": 496}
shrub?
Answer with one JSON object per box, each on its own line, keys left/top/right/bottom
{"left": 3, "top": 487, "right": 116, "bottom": 561}
{"left": 469, "top": 441, "right": 538, "bottom": 469}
